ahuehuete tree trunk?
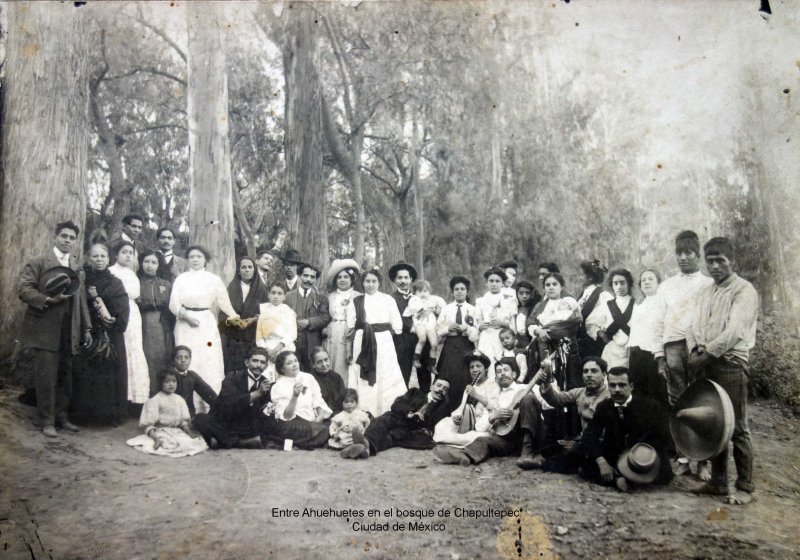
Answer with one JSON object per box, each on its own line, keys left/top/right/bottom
{"left": 186, "top": 2, "right": 236, "bottom": 281}
{"left": 282, "top": 4, "right": 328, "bottom": 276}
{"left": 0, "top": 3, "right": 90, "bottom": 364}
{"left": 411, "top": 121, "right": 424, "bottom": 280}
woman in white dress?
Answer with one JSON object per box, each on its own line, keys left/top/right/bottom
{"left": 169, "top": 246, "right": 240, "bottom": 414}
{"left": 348, "top": 269, "right": 407, "bottom": 416}
{"left": 324, "top": 259, "right": 360, "bottom": 384}
{"left": 597, "top": 268, "right": 635, "bottom": 369}
{"left": 109, "top": 241, "right": 150, "bottom": 406}
{"left": 475, "top": 266, "right": 517, "bottom": 375}
{"left": 627, "top": 268, "right": 667, "bottom": 405}
{"left": 577, "top": 259, "right": 613, "bottom": 358}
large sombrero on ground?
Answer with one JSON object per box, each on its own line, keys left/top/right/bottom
{"left": 38, "top": 266, "right": 80, "bottom": 297}
{"left": 617, "top": 442, "right": 661, "bottom": 484}
{"left": 670, "top": 379, "right": 734, "bottom": 461}
{"left": 388, "top": 260, "right": 417, "bottom": 282}
{"left": 327, "top": 258, "right": 360, "bottom": 290}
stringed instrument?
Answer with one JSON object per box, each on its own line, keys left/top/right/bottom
{"left": 491, "top": 340, "right": 569, "bottom": 436}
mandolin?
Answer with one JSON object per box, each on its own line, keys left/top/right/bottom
{"left": 491, "top": 340, "right": 569, "bottom": 436}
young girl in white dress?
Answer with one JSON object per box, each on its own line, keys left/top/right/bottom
{"left": 256, "top": 283, "right": 298, "bottom": 380}
{"left": 328, "top": 389, "right": 371, "bottom": 449}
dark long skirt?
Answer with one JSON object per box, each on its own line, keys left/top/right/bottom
{"left": 141, "top": 309, "right": 173, "bottom": 396}
{"left": 70, "top": 331, "right": 128, "bottom": 425}
{"left": 273, "top": 417, "right": 330, "bottom": 449}
{"left": 535, "top": 335, "right": 583, "bottom": 440}
{"left": 629, "top": 346, "right": 668, "bottom": 408}
{"left": 222, "top": 328, "right": 257, "bottom": 373}
{"left": 436, "top": 334, "right": 475, "bottom": 413}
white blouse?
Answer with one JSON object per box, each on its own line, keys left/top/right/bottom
{"left": 271, "top": 371, "right": 332, "bottom": 422}
{"left": 109, "top": 264, "right": 140, "bottom": 300}
{"left": 169, "top": 269, "right": 238, "bottom": 318}
{"left": 628, "top": 295, "right": 665, "bottom": 353}
{"left": 328, "top": 288, "right": 359, "bottom": 328}
{"left": 578, "top": 285, "right": 613, "bottom": 340}
{"left": 436, "top": 301, "right": 480, "bottom": 341}
{"left": 598, "top": 294, "right": 633, "bottom": 346}
{"left": 475, "top": 291, "right": 517, "bottom": 327}
{"left": 360, "top": 292, "right": 403, "bottom": 334}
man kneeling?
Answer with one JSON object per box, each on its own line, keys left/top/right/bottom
{"left": 340, "top": 379, "right": 450, "bottom": 459}
{"left": 433, "top": 358, "right": 544, "bottom": 468}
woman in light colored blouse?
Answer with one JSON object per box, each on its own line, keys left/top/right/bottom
{"left": 626, "top": 268, "right": 667, "bottom": 405}
{"left": 597, "top": 268, "right": 635, "bottom": 369}
{"left": 270, "top": 350, "right": 332, "bottom": 449}
{"left": 475, "top": 266, "right": 517, "bottom": 374}
{"left": 577, "top": 259, "right": 613, "bottom": 359}
{"left": 169, "top": 245, "right": 240, "bottom": 414}
{"left": 324, "top": 259, "right": 360, "bottom": 384}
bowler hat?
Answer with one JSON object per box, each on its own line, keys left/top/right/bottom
{"left": 39, "top": 266, "right": 80, "bottom": 297}
{"left": 670, "top": 379, "right": 734, "bottom": 461}
{"left": 327, "top": 258, "right": 361, "bottom": 290}
{"left": 617, "top": 443, "right": 661, "bottom": 484}
{"left": 281, "top": 249, "right": 304, "bottom": 265}
{"left": 463, "top": 349, "right": 491, "bottom": 369}
{"left": 388, "top": 260, "right": 417, "bottom": 282}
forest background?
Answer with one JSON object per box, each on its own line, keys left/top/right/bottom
{"left": 0, "top": 1, "right": 798, "bottom": 405}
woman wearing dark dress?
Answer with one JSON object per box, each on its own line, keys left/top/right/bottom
{"left": 137, "top": 250, "right": 173, "bottom": 396}
{"left": 529, "top": 272, "right": 583, "bottom": 440}
{"left": 71, "top": 244, "right": 130, "bottom": 425}
{"left": 435, "top": 276, "right": 479, "bottom": 413}
{"left": 220, "top": 256, "right": 268, "bottom": 371}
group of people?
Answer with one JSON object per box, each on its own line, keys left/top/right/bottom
{"left": 18, "top": 218, "right": 758, "bottom": 501}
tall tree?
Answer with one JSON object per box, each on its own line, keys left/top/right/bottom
{"left": 282, "top": 2, "right": 328, "bottom": 272}
{"left": 186, "top": 2, "right": 235, "bottom": 280}
{"left": 0, "top": 3, "right": 91, "bottom": 363}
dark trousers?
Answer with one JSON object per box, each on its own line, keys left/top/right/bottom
{"left": 32, "top": 347, "right": 71, "bottom": 426}
{"left": 629, "top": 346, "right": 668, "bottom": 408}
{"left": 364, "top": 413, "right": 437, "bottom": 455}
{"left": 705, "top": 359, "right": 754, "bottom": 491}
{"left": 463, "top": 394, "right": 541, "bottom": 464}
{"left": 194, "top": 412, "right": 279, "bottom": 449}
{"left": 395, "top": 333, "right": 431, "bottom": 392}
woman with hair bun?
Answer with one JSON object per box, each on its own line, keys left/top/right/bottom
{"left": 475, "top": 266, "right": 518, "bottom": 374}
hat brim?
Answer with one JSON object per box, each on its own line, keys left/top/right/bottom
{"left": 39, "top": 266, "right": 80, "bottom": 297}
{"left": 670, "top": 379, "right": 735, "bottom": 461}
{"left": 389, "top": 262, "right": 418, "bottom": 282}
{"left": 617, "top": 448, "right": 661, "bottom": 484}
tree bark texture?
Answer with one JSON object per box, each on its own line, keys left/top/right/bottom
{"left": 0, "top": 3, "right": 90, "bottom": 363}
{"left": 283, "top": 3, "right": 329, "bottom": 277}
{"left": 186, "top": 2, "right": 236, "bottom": 281}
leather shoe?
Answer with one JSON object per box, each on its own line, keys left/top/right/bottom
{"left": 42, "top": 425, "right": 58, "bottom": 438}
{"left": 340, "top": 444, "right": 369, "bottom": 459}
{"left": 433, "top": 445, "right": 471, "bottom": 466}
{"left": 692, "top": 482, "right": 729, "bottom": 496}
{"left": 56, "top": 417, "right": 80, "bottom": 432}
{"left": 516, "top": 453, "right": 544, "bottom": 471}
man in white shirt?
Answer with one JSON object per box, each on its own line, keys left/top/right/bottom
{"left": 653, "top": 230, "right": 714, "bottom": 478}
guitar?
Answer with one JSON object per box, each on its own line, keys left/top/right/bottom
{"left": 491, "top": 339, "right": 569, "bottom": 436}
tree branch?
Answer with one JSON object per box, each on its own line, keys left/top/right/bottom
{"left": 105, "top": 67, "right": 187, "bottom": 87}
{"left": 132, "top": 7, "right": 187, "bottom": 63}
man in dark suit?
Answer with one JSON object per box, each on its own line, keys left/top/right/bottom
{"left": 284, "top": 263, "right": 331, "bottom": 372}
{"left": 18, "top": 221, "right": 92, "bottom": 437}
{"left": 576, "top": 367, "right": 673, "bottom": 490}
{"left": 192, "top": 347, "right": 279, "bottom": 449}
{"left": 340, "top": 378, "right": 450, "bottom": 459}
{"left": 107, "top": 213, "right": 148, "bottom": 271}
{"left": 279, "top": 248, "right": 303, "bottom": 293}
{"left": 388, "top": 261, "right": 432, "bottom": 391}
{"left": 156, "top": 226, "right": 187, "bottom": 281}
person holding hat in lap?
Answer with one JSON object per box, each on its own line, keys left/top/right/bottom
{"left": 475, "top": 266, "right": 518, "bottom": 373}
{"left": 388, "top": 260, "right": 432, "bottom": 391}
{"left": 285, "top": 262, "right": 331, "bottom": 373}
{"left": 686, "top": 236, "right": 758, "bottom": 501}
{"left": 576, "top": 367, "right": 672, "bottom": 491}
{"left": 18, "top": 220, "right": 92, "bottom": 437}
{"left": 435, "top": 276, "right": 479, "bottom": 410}
{"left": 325, "top": 258, "right": 361, "bottom": 382}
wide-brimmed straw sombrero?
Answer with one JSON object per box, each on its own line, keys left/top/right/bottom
{"left": 617, "top": 442, "right": 661, "bottom": 484}
{"left": 327, "top": 259, "right": 360, "bottom": 290}
{"left": 670, "top": 379, "right": 734, "bottom": 461}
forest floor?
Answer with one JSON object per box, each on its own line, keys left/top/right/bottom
{"left": 1, "top": 385, "right": 799, "bottom": 560}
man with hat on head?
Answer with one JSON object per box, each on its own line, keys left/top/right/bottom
{"left": 279, "top": 248, "right": 303, "bottom": 293}
{"left": 686, "top": 236, "right": 758, "bottom": 501}
{"left": 285, "top": 261, "right": 331, "bottom": 372}
{"left": 389, "top": 260, "right": 432, "bottom": 392}
{"left": 18, "top": 220, "right": 93, "bottom": 437}
{"left": 575, "top": 367, "right": 673, "bottom": 491}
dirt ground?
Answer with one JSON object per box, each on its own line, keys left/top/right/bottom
{"left": 1, "top": 386, "right": 798, "bottom": 560}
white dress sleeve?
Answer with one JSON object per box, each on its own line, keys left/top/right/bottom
{"left": 214, "top": 274, "right": 239, "bottom": 318}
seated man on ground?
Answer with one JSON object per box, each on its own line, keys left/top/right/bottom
{"left": 433, "top": 358, "right": 545, "bottom": 469}
{"left": 171, "top": 346, "right": 218, "bottom": 418}
{"left": 574, "top": 367, "right": 673, "bottom": 491}
{"left": 340, "top": 378, "right": 451, "bottom": 459}
{"left": 193, "top": 347, "right": 278, "bottom": 449}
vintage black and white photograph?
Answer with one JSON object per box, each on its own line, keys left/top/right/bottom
{"left": 0, "top": 1, "right": 798, "bottom": 558}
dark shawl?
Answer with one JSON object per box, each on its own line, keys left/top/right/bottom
{"left": 85, "top": 265, "right": 130, "bottom": 333}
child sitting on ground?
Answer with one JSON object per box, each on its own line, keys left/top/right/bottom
{"left": 328, "top": 389, "right": 371, "bottom": 450}
{"left": 126, "top": 370, "right": 208, "bottom": 457}
{"left": 171, "top": 345, "right": 218, "bottom": 417}
{"left": 498, "top": 327, "right": 529, "bottom": 382}
{"left": 256, "top": 283, "right": 298, "bottom": 379}
{"left": 404, "top": 279, "right": 447, "bottom": 374}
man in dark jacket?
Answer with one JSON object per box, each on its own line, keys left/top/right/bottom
{"left": 388, "top": 260, "right": 432, "bottom": 391}
{"left": 18, "top": 220, "right": 92, "bottom": 437}
{"left": 340, "top": 378, "right": 450, "bottom": 459}
{"left": 285, "top": 263, "right": 331, "bottom": 372}
{"left": 193, "top": 347, "right": 278, "bottom": 448}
